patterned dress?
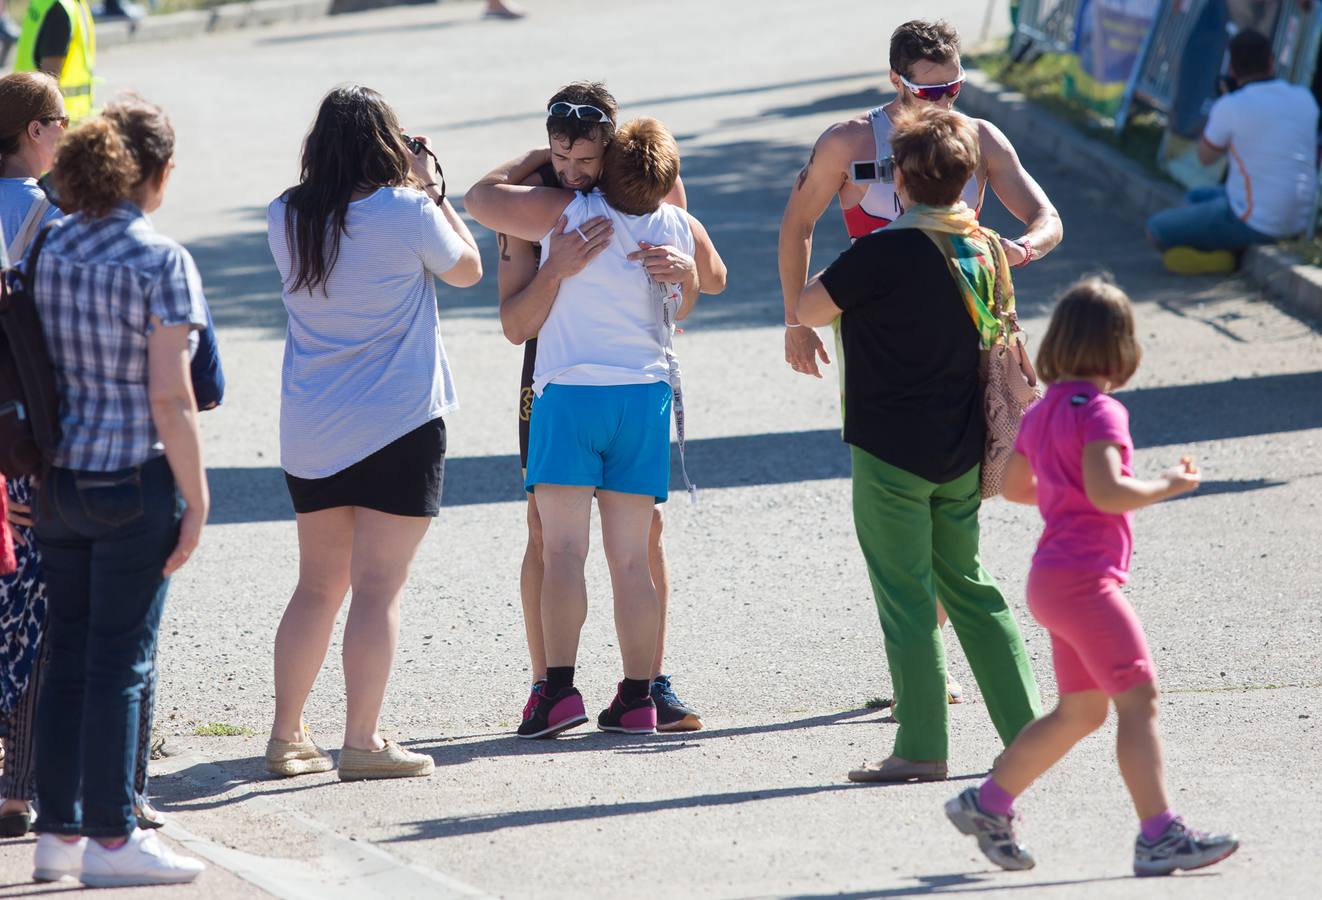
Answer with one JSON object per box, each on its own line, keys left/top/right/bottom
{"left": 0, "top": 475, "right": 45, "bottom": 719}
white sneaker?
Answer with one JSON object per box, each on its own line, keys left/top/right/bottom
{"left": 33, "top": 833, "right": 86, "bottom": 882}
{"left": 80, "top": 828, "right": 205, "bottom": 887}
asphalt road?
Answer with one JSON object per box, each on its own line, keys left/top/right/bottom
{"left": 2, "top": 1, "right": 1320, "bottom": 897}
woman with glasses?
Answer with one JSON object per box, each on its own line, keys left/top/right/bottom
{"left": 24, "top": 94, "right": 207, "bottom": 886}
{"left": 467, "top": 116, "right": 725, "bottom": 739}
{"left": 0, "top": 73, "right": 66, "bottom": 843}
{"left": 265, "top": 85, "right": 481, "bottom": 782}
{"left": 0, "top": 72, "right": 188, "bottom": 842}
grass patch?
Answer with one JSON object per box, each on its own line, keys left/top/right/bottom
{"left": 193, "top": 722, "right": 254, "bottom": 737}
{"left": 864, "top": 696, "right": 894, "bottom": 710}
{"left": 968, "top": 51, "right": 1170, "bottom": 181}
{"left": 1282, "top": 238, "right": 1322, "bottom": 267}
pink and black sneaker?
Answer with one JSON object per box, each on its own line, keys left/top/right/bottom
{"left": 521, "top": 680, "right": 546, "bottom": 725}
{"left": 597, "top": 685, "right": 658, "bottom": 734}
{"left": 517, "top": 685, "right": 588, "bottom": 739}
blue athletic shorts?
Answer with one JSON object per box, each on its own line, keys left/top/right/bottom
{"left": 525, "top": 382, "right": 672, "bottom": 502}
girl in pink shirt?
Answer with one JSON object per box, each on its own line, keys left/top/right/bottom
{"left": 944, "top": 277, "right": 1238, "bottom": 876}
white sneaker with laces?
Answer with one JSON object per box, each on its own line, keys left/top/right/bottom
{"left": 80, "top": 828, "right": 205, "bottom": 887}
{"left": 33, "top": 833, "right": 86, "bottom": 882}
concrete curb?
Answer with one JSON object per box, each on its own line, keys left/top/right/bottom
{"left": 960, "top": 68, "right": 1322, "bottom": 326}
{"left": 96, "top": 0, "right": 461, "bottom": 49}
{"left": 152, "top": 751, "right": 490, "bottom": 899}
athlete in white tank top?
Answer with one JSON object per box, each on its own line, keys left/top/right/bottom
{"left": 843, "top": 106, "right": 984, "bottom": 239}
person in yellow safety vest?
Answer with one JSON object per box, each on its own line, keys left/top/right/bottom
{"left": 13, "top": 0, "right": 96, "bottom": 123}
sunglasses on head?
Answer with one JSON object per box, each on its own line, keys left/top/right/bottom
{"left": 547, "top": 102, "right": 610, "bottom": 123}
{"left": 898, "top": 69, "right": 965, "bottom": 102}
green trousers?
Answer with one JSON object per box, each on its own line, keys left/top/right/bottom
{"left": 851, "top": 446, "right": 1042, "bottom": 761}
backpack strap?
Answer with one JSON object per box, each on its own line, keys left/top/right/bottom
{"left": 6, "top": 195, "right": 52, "bottom": 263}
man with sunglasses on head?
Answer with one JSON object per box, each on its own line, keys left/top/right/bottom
{"left": 778, "top": 18, "right": 1062, "bottom": 379}
{"left": 496, "top": 81, "right": 705, "bottom": 735}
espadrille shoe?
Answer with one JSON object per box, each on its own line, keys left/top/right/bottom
{"left": 337, "top": 739, "right": 434, "bottom": 781}
{"left": 265, "top": 726, "right": 334, "bottom": 777}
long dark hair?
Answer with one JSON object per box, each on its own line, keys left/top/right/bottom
{"left": 282, "top": 85, "right": 416, "bottom": 294}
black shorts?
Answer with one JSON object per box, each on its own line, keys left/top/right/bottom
{"left": 285, "top": 418, "right": 446, "bottom": 518}
{"left": 518, "top": 337, "right": 537, "bottom": 471}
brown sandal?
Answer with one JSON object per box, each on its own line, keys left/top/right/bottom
{"left": 847, "top": 755, "right": 948, "bottom": 783}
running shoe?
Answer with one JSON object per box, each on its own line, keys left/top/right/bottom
{"left": 521, "top": 680, "right": 546, "bottom": 724}
{"left": 1133, "top": 818, "right": 1239, "bottom": 877}
{"left": 517, "top": 686, "right": 588, "bottom": 739}
{"left": 651, "top": 675, "right": 702, "bottom": 732}
{"left": 80, "top": 828, "right": 204, "bottom": 887}
{"left": 597, "top": 686, "right": 657, "bottom": 734}
{"left": 944, "top": 786, "right": 1036, "bottom": 871}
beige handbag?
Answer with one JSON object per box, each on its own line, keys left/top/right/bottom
{"left": 979, "top": 309, "right": 1042, "bottom": 499}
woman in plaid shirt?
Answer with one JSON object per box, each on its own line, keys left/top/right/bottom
{"left": 22, "top": 96, "right": 207, "bottom": 887}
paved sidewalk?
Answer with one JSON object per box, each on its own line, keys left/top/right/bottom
{"left": 2, "top": 1, "right": 1319, "bottom": 896}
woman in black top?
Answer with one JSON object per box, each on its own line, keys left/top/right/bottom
{"left": 797, "top": 106, "right": 1042, "bottom": 782}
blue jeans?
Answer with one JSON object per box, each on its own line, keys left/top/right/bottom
{"left": 1146, "top": 186, "right": 1276, "bottom": 252}
{"left": 32, "top": 456, "right": 179, "bottom": 838}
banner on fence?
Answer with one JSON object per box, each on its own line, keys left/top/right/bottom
{"left": 1065, "top": 0, "right": 1161, "bottom": 113}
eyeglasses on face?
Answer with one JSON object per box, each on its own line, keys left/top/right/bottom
{"left": 898, "top": 69, "right": 965, "bottom": 102}
{"left": 39, "top": 115, "right": 71, "bottom": 128}
{"left": 547, "top": 102, "right": 610, "bottom": 123}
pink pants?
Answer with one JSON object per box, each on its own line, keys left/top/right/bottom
{"left": 1026, "top": 566, "right": 1156, "bottom": 696}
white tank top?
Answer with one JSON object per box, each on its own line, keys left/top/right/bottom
{"left": 853, "top": 106, "right": 984, "bottom": 224}
{"left": 533, "top": 190, "right": 695, "bottom": 394}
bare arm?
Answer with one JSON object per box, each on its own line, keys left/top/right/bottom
{"left": 1197, "top": 136, "right": 1227, "bottom": 167}
{"left": 1082, "top": 443, "right": 1200, "bottom": 514}
{"left": 433, "top": 192, "right": 483, "bottom": 287}
{"left": 406, "top": 135, "right": 482, "bottom": 287}
{"left": 498, "top": 215, "right": 613, "bottom": 344}
{"left": 795, "top": 271, "right": 842, "bottom": 327}
{"left": 147, "top": 319, "right": 208, "bottom": 576}
{"left": 664, "top": 175, "right": 688, "bottom": 210}
{"left": 779, "top": 126, "right": 851, "bottom": 376}
{"left": 980, "top": 120, "right": 1064, "bottom": 265}
{"left": 464, "top": 149, "right": 572, "bottom": 242}
{"left": 1001, "top": 451, "right": 1038, "bottom": 505}
{"left": 687, "top": 214, "right": 726, "bottom": 298}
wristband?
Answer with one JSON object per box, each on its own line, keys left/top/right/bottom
{"left": 785, "top": 321, "right": 805, "bottom": 328}
{"left": 1013, "top": 237, "right": 1035, "bottom": 267}
{"left": 422, "top": 180, "right": 447, "bottom": 205}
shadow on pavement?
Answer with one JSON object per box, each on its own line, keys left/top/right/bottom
{"left": 428, "top": 71, "right": 879, "bottom": 133}
{"left": 206, "top": 427, "right": 853, "bottom": 524}
{"left": 1164, "top": 477, "right": 1290, "bottom": 501}
{"left": 386, "top": 783, "right": 862, "bottom": 842}
{"left": 1122, "top": 371, "right": 1322, "bottom": 448}
{"left": 207, "top": 367, "right": 1320, "bottom": 523}
{"left": 184, "top": 217, "right": 506, "bottom": 336}
{"left": 768, "top": 871, "right": 1210, "bottom": 898}
{"left": 406, "top": 708, "right": 883, "bottom": 763}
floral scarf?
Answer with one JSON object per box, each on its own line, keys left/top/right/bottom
{"left": 886, "top": 202, "right": 1015, "bottom": 348}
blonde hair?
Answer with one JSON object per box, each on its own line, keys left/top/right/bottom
{"left": 1036, "top": 275, "right": 1142, "bottom": 387}
{"left": 600, "top": 117, "right": 680, "bottom": 215}
{"left": 51, "top": 94, "right": 175, "bottom": 219}
{"left": 889, "top": 105, "right": 979, "bottom": 207}
{"left": 0, "top": 72, "right": 63, "bottom": 159}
